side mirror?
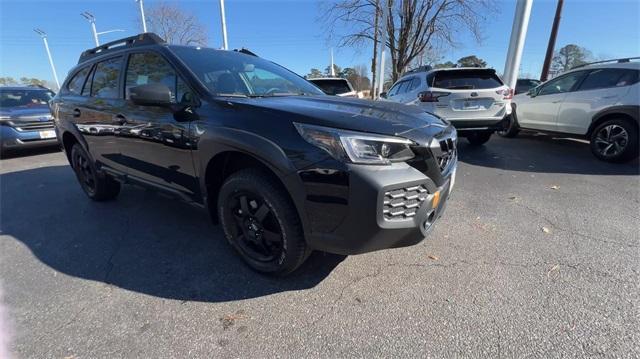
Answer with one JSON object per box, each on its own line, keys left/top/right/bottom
{"left": 379, "top": 92, "right": 388, "bottom": 99}
{"left": 129, "top": 84, "right": 172, "bottom": 107}
{"left": 527, "top": 88, "right": 537, "bottom": 97}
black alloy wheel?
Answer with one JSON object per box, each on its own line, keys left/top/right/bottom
{"left": 227, "top": 191, "right": 284, "bottom": 263}
{"left": 72, "top": 144, "right": 98, "bottom": 196}
{"left": 70, "top": 143, "right": 120, "bottom": 200}
{"left": 217, "top": 169, "right": 309, "bottom": 275}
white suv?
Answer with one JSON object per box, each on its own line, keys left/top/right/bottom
{"left": 502, "top": 59, "right": 639, "bottom": 162}
{"left": 382, "top": 66, "right": 512, "bottom": 146}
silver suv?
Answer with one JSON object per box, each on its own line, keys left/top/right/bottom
{"left": 504, "top": 58, "right": 639, "bottom": 162}
{"left": 382, "top": 66, "right": 512, "bottom": 146}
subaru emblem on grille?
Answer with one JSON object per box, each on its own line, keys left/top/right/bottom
{"left": 429, "top": 135, "right": 457, "bottom": 173}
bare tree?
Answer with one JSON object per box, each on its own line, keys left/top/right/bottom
{"left": 323, "top": 0, "right": 495, "bottom": 82}
{"left": 552, "top": 44, "right": 592, "bottom": 72}
{"left": 144, "top": 2, "right": 207, "bottom": 46}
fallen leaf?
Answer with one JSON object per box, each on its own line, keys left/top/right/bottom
{"left": 550, "top": 185, "right": 560, "bottom": 190}
{"left": 508, "top": 196, "right": 518, "bottom": 201}
{"left": 547, "top": 264, "right": 560, "bottom": 278}
{"left": 428, "top": 254, "right": 439, "bottom": 261}
{"left": 220, "top": 311, "right": 248, "bottom": 330}
{"left": 541, "top": 226, "right": 551, "bottom": 234}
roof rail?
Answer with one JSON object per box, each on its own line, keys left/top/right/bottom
{"left": 571, "top": 56, "right": 640, "bottom": 69}
{"left": 78, "top": 33, "right": 166, "bottom": 64}
{"left": 404, "top": 65, "right": 433, "bottom": 75}
{"left": 234, "top": 48, "right": 258, "bottom": 57}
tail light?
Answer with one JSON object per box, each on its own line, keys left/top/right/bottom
{"left": 497, "top": 88, "right": 513, "bottom": 100}
{"left": 418, "top": 91, "right": 450, "bottom": 102}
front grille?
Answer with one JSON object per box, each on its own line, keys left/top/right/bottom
{"left": 6, "top": 120, "right": 54, "bottom": 132}
{"left": 383, "top": 184, "right": 429, "bottom": 220}
{"left": 436, "top": 138, "right": 456, "bottom": 172}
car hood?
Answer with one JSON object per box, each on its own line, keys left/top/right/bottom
{"left": 0, "top": 106, "right": 52, "bottom": 120}
{"left": 226, "top": 95, "right": 452, "bottom": 142}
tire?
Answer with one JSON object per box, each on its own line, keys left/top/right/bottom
{"left": 70, "top": 143, "right": 120, "bottom": 201}
{"left": 590, "top": 118, "right": 639, "bottom": 163}
{"left": 497, "top": 114, "right": 520, "bottom": 138}
{"left": 217, "top": 168, "right": 310, "bottom": 275}
{"left": 466, "top": 131, "right": 493, "bottom": 146}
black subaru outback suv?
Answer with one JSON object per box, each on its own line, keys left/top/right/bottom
{"left": 51, "top": 34, "right": 457, "bottom": 275}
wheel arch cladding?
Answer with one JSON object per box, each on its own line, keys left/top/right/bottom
{"left": 202, "top": 149, "right": 308, "bottom": 234}
{"left": 589, "top": 106, "right": 639, "bottom": 136}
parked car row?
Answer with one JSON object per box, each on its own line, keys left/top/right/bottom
{"left": 381, "top": 59, "right": 639, "bottom": 163}
{"left": 3, "top": 32, "right": 637, "bottom": 275}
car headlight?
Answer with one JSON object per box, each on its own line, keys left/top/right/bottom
{"left": 294, "top": 123, "right": 415, "bottom": 165}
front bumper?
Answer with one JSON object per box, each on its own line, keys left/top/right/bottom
{"left": 304, "top": 161, "right": 455, "bottom": 255}
{"left": 1, "top": 125, "right": 59, "bottom": 151}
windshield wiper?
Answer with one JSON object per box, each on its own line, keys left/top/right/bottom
{"left": 213, "top": 93, "right": 248, "bottom": 98}
{"left": 247, "top": 92, "right": 313, "bottom": 98}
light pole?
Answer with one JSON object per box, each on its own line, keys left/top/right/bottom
{"left": 81, "top": 11, "right": 99, "bottom": 46}
{"left": 136, "top": 0, "right": 147, "bottom": 33}
{"left": 33, "top": 29, "right": 60, "bottom": 90}
{"left": 376, "top": 2, "right": 389, "bottom": 98}
{"left": 503, "top": 0, "right": 533, "bottom": 91}
{"left": 219, "top": 0, "right": 229, "bottom": 49}
{"left": 81, "top": 12, "right": 125, "bottom": 47}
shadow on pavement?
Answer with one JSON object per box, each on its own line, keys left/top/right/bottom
{"left": 458, "top": 132, "right": 640, "bottom": 175}
{"left": 0, "top": 145, "right": 61, "bottom": 160}
{"left": 0, "top": 165, "right": 345, "bottom": 303}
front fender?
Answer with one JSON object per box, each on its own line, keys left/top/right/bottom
{"left": 192, "top": 124, "right": 311, "bottom": 235}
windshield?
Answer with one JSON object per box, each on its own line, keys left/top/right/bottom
{"left": 309, "top": 79, "right": 352, "bottom": 95}
{"left": 170, "top": 46, "right": 325, "bottom": 98}
{"left": 0, "top": 89, "right": 54, "bottom": 109}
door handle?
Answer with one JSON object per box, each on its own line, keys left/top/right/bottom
{"left": 113, "top": 114, "right": 127, "bottom": 125}
{"left": 72, "top": 108, "right": 81, "bottom": 118}
{"left": 552, "top": 100, "right": 562, "bottom": 103}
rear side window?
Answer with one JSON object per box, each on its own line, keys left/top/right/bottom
{"left": 432, "top": 70, "right": 503, "bottom": 90}
{"left": 66, "top": 66, "right": 91, "bottom": 95}
{"left": 91, "top": 56, "right": 123, "bottom": 99}
{"left": 578, "top": 69, "right": 640, "bottom": 91}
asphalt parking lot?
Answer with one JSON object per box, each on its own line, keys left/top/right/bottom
{"left": 1, "top": 133, "right": 639, "bottom": 358}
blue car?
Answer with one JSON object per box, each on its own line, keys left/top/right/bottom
{"left": 0, "top": 86, "right": 57, "bottom": 156}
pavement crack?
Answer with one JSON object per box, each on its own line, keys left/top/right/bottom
{"left": 306, "top": 265, "right": 387, "bottom": 329}
{"left": 514, "top": 201, "right": 638, "bottom": 249}
{"left": 103, "top": 215, "right": 131, "bottom": 284}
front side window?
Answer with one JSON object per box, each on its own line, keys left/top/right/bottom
{"left": 397, "top": 80, "right": 411, "bottom": 94}
{"left": 91, "top": 57, "right": 123, "bottom": 99}
{"left": 125, "top": 52, "right": 190, "bottom": 103}
{"left": 578, "top": 69, "right": 640, "bottom": 91}
{"left": 170, "top": 46, "right": 324, "bottom": 97}
{"left": 66, "top": 66, "right": 91, "bottom": 95}
{"left": 538, "top": 71, "right": 585, "bottom": 96}
{"left": 388, "top": 82, "right": 402, "bottom": 97}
